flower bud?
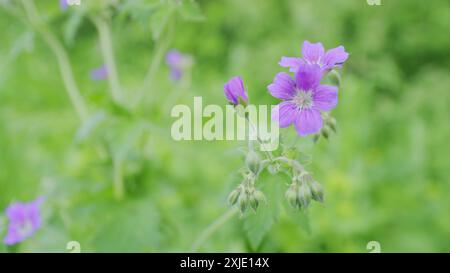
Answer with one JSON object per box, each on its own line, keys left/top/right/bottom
{"left": 224, "top": 76, "right": 248, "bottom": 106}
{"left": 327, "top": 70, "right": 341, "bottom": 87}
{"left": 310, "top": 180, "right": 324, "bottom": 203}
{"left": 298, "top": 183, "right": 312, "bottom": 209}
{"left": 249, "top": 194, "right": 259, "bottom": 212}
{"left": 285, "top": 184, "right": 299, "bottom": 208}
{"left": 227, "top": 188, "right": 241, "bottom": 206}
{"left": 321, "top": 126, "right": 330, "bottom": 139}
{"left": 245, "top": 150, "right": 261, "bottom": 174}
{"left": 238, "top": 192, "right": 249, "bottom": 214}
{"left": 328, "top": 117, "right": 337, "bottom": 132}
{"left": 254, "top": 190, "right": 266, "bottom": 204}
{"left": 313, "top": 134, "right": 320, "bottom": 143}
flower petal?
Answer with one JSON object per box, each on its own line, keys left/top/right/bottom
{"left": 90, "top": 65, "right": 108, "bottom": 80}
{"left": 313, "top": 85, "right": 338, "bottom": 111}
{"left": 268, "top": 72, "right": 296, "bottom": 100}
{"left": 302, "top": 41, "right": 325, "bottom": 64}
{"left": 224, "top": 76, "right": 248, "bottom": 105}
{"left": 272, "top": 101, "right": 298, "bottom": 128}
{"left": 279, "top": 57, "right": 303, "bottom": 73}
{"left": 295, "top": 63, "right": 322, "bottom": 91}
{"left": 166, "top": 49, "right": 182, "bottom": 67}
{"left": 294, "top": 108, "right": 323, "bottom": 136}
{"left": 323, "top": 46, "right": 349, "bottom": 70}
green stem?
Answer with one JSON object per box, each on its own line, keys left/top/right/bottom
{"left": 113, "top": 158, "right": 124, "bottom": 200}
{"left": 21, "top": 0, "right": 89, "bottom": 122}
{"left": 91, "top": 15, "right": 124, "bottom": 104}
{"left": 262, "top": 156, "right": 305, "bottom": 174}
{"left": 245, "top": 115, "right": 275, "bottom": 162}
{"left": 132, "top": 16, "right": 174, "bottom": 108}
{"left": 162, "top": 70, "right": 191, "bottom": 114}
{"left": 190, "top": 208, "right": 238, "bottom": 252}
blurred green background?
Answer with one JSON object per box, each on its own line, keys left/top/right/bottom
{"left": 1, "top": 0, "right": 450, "bottom": 252}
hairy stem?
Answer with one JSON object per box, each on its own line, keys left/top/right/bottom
{"left": 245, "top": 115, "right": 275, "bottom": 162}
{"left": 262, "top": 156, "right": 305, "bottom": 174}
{"left": 190, "top": 208, "right": 238, "bottom": 252}
{"left": 21, "top": 0, "right": 89, "bottom": 122}
{"left": 91, "top": 15, "right": 124, "bottom": 104}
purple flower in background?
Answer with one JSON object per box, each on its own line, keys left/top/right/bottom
{"left": 60, "top": 0, "right": 69, "bottom": 11}
{"left": 90, "top": 65, "right": 108, "bottom": 80}
{"left": 166, "top": 50, "right": 183, "bottom": 81}
{"left": 3, "top": 197, "right": 44, "bottom": 245}
{"left": 279, "top": 41, "right": 349, "bottom": 74}
{"left": 269, "top": 64, "right": 338, "bottom": 136}
{"left": 166, "top": 49, "right": 193, "bottom": 81}
{"left": 224, "top": 76, "right": 249, "bottom": 105}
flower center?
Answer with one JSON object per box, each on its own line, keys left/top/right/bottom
{"left": 292, "top": 89, "right": 313, "bottom": 109}
{"left": 18, "top": 220, "right": 33, "bottom": 237}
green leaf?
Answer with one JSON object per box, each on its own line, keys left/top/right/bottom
{"left": 74, "top": 111, "right": 107, "bottom": 144}
{"left": 118, "top": 0, "right": 160, "bottom": 24}
{"left": 9, "top": 31, "right": 35, "bottom": 59}
{"left": 107, "top": 120, "right": 147, "bottom": 161}
{"left": 285, "top": 205, "right": 312, "bottom": 235}
{"left": 243, "top": 177, "right": 283, "bottom": 250}
{"left": 63, "top": 12, "right": 84, "bottom": 46}
{"left": 149, "top": 3, "right": 173, "bottom": 41}
{"left": 92, "top": 200, "right": 161, "bottom": 252}
{"left": 178, "top": 0, "right": 205, "bottom": 22}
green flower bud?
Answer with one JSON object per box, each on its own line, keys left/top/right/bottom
{"left": 310, "top": 180, "right": 324, "bottom": 203}
{"left": 227, "top": 188, "right": 241, "bottom": 206}
{"left": 245, "top": 150, "right": 261, "bottom": 174}
{"left": 298, "top": 183, "right": 312, "bottom": 209}
{"left": 254, "top": 190, "right": 266, "bottom": 204}
{"left": 327, "top": 70, "right": 341, "bottom": 87}
{"left": 285, "top": 184, "right": 298, "bottom": 208}
{"left": 249, "top": 194, "right": 259, "bottom": 212}
{"left": 328, "top": 117, "right": 337, "bottom": 132}
{"left": 238, "top": 192, "right": 249, "bottom": 214}
{"left": 321, "top": 126, "right": 330, "bottom": 139}
{"left": 313, "top": 134, "right": 320, "bottom": 143}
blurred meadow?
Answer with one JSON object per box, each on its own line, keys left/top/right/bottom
{"left": 1, "top": 0, "right": 450, "bottom": 252}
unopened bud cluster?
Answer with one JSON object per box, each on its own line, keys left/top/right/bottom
{"left": 228, "top": 173, "right": 266, "bottom": 215}
{"left": 314, "top": 115, "right": 337, "bottom": 141}
{"left": 285, "top": 172, "right": 324, "bottom": 210}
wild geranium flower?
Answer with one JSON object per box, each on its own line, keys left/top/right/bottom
{"left": 166, "top": 49, "right": 193, "bottom": 82}
{"left": 224, "top": 76, "right": 249, "bottom": 105}
{"left": 269, "top": 63, "right": 338, "bottom": 136}
{"left": 60, "top": 0, "right": 69, "bottom": 11}
{"left": 279, "top": 41, "right": 349, "bottom": 74}
{"left": 90, "top": 65, "right": 108, "bottom": 80}
{"left": 3, "top": 197, "right": 44, "bottom": 245}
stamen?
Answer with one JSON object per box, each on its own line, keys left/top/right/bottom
{"left": 292, "top": 89, "right": 313, "bottom": 109}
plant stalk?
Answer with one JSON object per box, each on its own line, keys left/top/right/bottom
{"left": 21, "top": 0, "right": 89, "bottom": 122}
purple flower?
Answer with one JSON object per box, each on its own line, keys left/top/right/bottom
{"left": 279, "top": 41, "right": 349, "bottom": 74}
{"left": 166, "top": 49, "right": 192, "bottom": 81}
{"left": 90, "top": 65, "right": 108, "bottom": 80}
{"left": 60, "top": 0, "right": 69, "bottom": 11}
{"left": 3, "top": 197, "right": 44, "bottom": 245}
{"left": 269, "top": 64, "right": 338, "bottom": 136}
{"left": 224, "top": 76, "right": 249, "bottom": 105}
